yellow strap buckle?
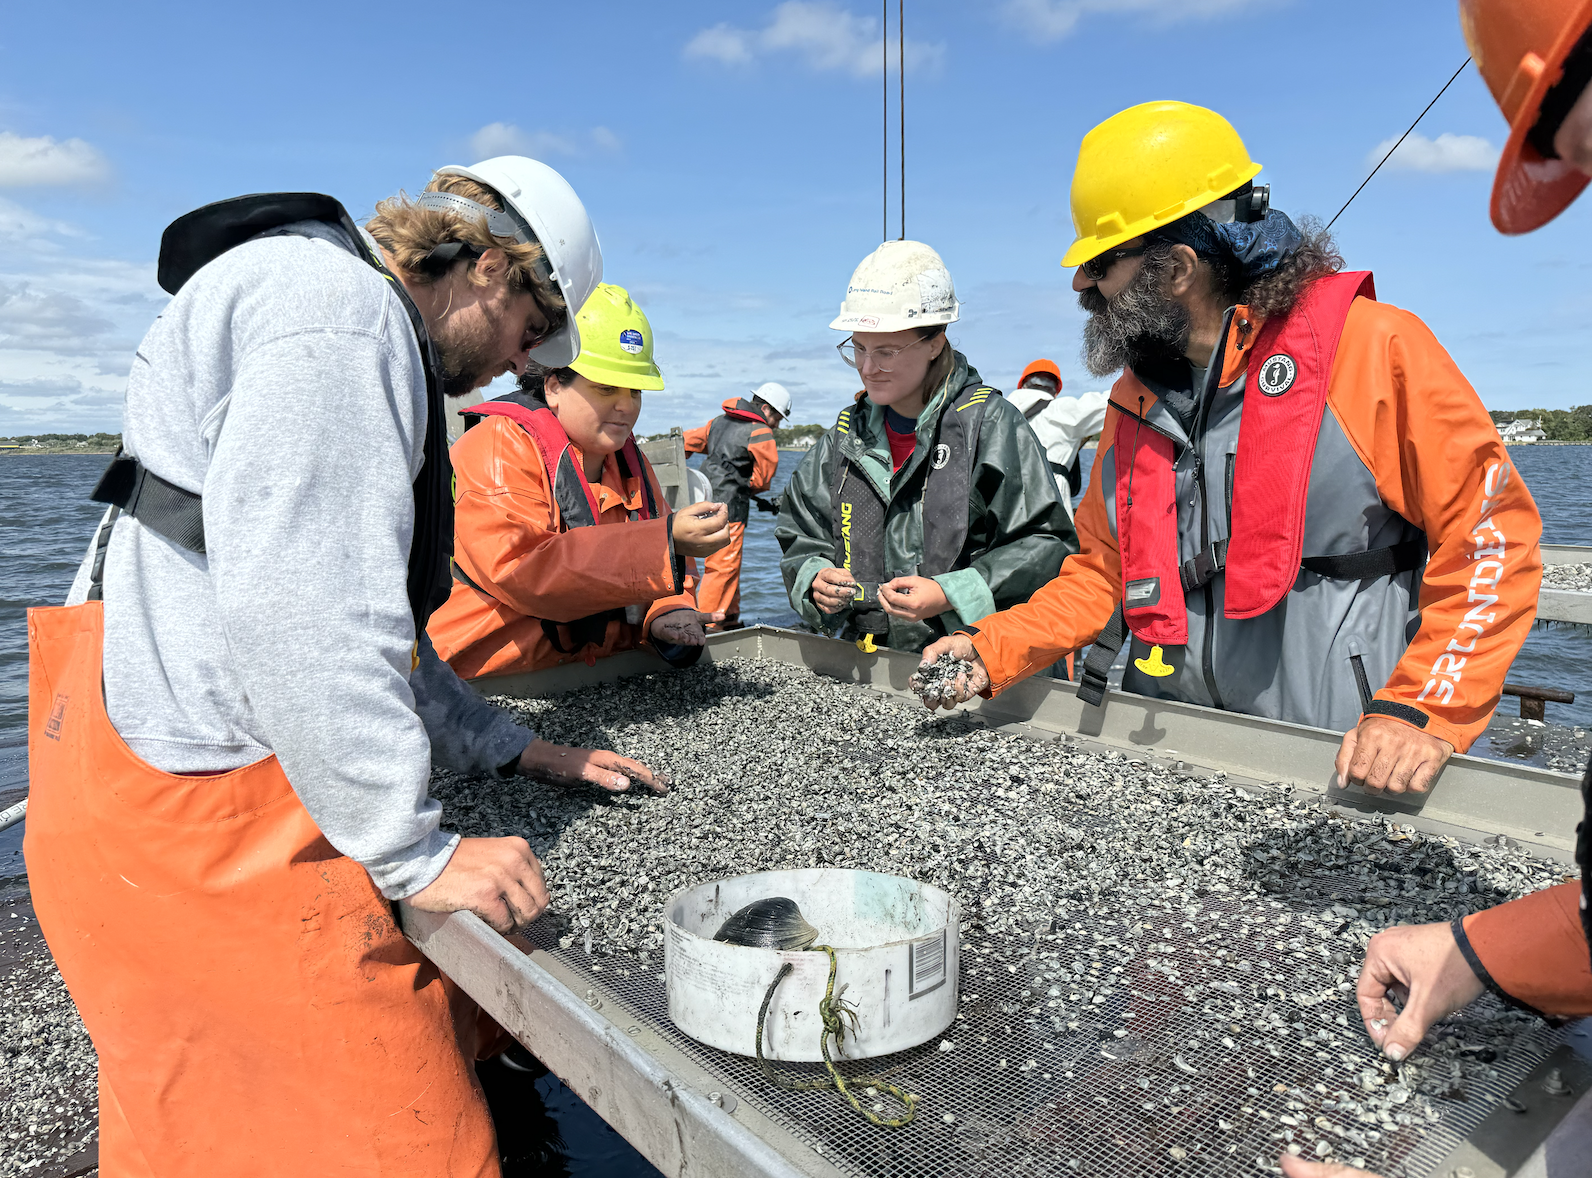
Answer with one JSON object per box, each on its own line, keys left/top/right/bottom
{"left": 856, "top": 634, "right": 878, "bottom": 654}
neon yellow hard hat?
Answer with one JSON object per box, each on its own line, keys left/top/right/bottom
{"left": 567, "top": 283, "right": 665, "bottom": 391}
{"left": 1061, "top": 100, "right": 1263, "bottom": 269}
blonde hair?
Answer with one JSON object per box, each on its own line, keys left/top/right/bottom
{"left": 366, "top": 173, "right": 565, "bottom": 312}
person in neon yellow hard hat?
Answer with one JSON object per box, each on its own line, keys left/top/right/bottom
{"left": 429, "top": 282, "right": 732, "bottom": 677}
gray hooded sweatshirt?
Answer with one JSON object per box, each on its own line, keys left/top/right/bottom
{"left": 66, "top": 220, "right": 532, "bottom": 899}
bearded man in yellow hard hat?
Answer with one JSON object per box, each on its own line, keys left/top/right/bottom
{"left": 920, "top": 100, "right": 1542, "bottom": 801}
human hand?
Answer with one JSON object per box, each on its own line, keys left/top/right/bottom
{"left": 810, "top": 567, "right": 858, "bottom": 615}
{"left": 1335, "top": 716, "right": 1453, "bottom": 794}
{"left": 408, "top": 836, "right": 549, "bottom": 934}
{"left": 1356, "top": 920, "right": 1484, "bottom": 1062}
{"left": 1279, "top": 1155, "right": 1387, "bottom": 1178}
{"left": 671, "top": 503, "right": 731, "bottom": 557}
{"left": 518, "top": 738, "right": 670, "bottom": 795}
{"left": 916, "top": 634, "right": 990, "bottom": 710}
{"left": 879, "top": 576, "right": 950, "bottom": 621}
{"left": 649, "top": 608, "right": 725, "bottom": 647}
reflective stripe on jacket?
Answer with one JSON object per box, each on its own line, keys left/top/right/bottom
{"left": 966, "top": 288, "right": 1543, "bottom": 751}
{"left": 776, "top": 350, "right": 1077, "bottom": 654}
{"left": 683, "top": 397, "right": 779, "bottom": 524}
{"left": 428, "top": 414, "right": 699, "bottom": 679}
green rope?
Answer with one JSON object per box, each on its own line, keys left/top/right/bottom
{"left": 753, "top": 944, "right": 920, "bottom": 1128}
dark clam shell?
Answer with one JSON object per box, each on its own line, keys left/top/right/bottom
{"left": 711, "top": 897, "right": 819, "bottom": 950}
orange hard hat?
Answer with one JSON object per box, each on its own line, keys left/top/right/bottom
{"left": 1018, "top": 359, "right": 1062, "bottom": 392}
{"left": 1462, "top": 0, "right": 1592, "bottom": 233}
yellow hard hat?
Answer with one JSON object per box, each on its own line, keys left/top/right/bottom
{"left": 567, "top": 283, "right": 665, "bottom": 391}
{"left": 1061, "top": 100, "right": 1263, "bottom": 268}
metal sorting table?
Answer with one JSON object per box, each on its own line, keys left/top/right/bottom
{"left": 400, "top": 626, "right": 1592, "bottom": 1178}
{"left": 1537, "top": 544, "right": 1592, "bottom": 626}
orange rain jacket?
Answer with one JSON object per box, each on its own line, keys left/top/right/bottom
{"left": 428, "top": 415, "right": 700, "bottom": 679}
{"left": 684, "top": 397, "right": 779, "bottom": 524}
{"left": 1459, "top": 881, "right": 1592, "bottom": 1017}
{"left": 966, "top": 294, "right": 1543, "bottom": 752}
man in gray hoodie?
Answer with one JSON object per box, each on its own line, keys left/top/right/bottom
{"left": 27, "top": 160, "right": 656, "bottom": 1173}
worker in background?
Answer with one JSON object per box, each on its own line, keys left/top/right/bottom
{"left": 920, "top": 101, "right": 1542, "bottom": 798}
{"left": 683, "top": 380, "right": 790, "bottom": 630}
{"left": 1008, "top": 358, "right": 1111, "bottom": 516}
{"left": 1284, "top": 10, "right": 1592, "bottom": 1177}
{"left": 23, "top": 159, "right": 667, "bottom": 1174}
{"left": 430, "top": 283, "right": 731, "bottom": 677}
{"left": 777, "top": 240, "right": 1076, "bottom": 654}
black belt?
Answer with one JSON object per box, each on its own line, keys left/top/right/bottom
{"left": 1179, "top": 537, "right": 1425, "bottom": 593}
{"left": 90, "top": 451, "right": 206, "bottom": 554}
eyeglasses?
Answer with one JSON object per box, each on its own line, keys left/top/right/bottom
{"left": 837, "top": 334, "right": 933, "bottom": 372}
{"left": 1079, "top": 245, "right": 1149, "bottom": 283}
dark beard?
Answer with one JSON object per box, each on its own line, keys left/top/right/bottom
{"left": 432, "top": 317, "right": 506, "bottom": 398}
{"left": 1079, "top": 256, "right": 1191, "bottom": 377}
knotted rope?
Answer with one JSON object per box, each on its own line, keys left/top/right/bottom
{"left": 753, "top": 944, "right": 919, "bottom": 1128}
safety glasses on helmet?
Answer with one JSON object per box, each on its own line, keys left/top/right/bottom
{"left": 837, "top": 334, "right": 933, "bottom": 372}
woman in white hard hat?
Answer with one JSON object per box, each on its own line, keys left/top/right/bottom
{"left": 683, "top": 380, "right": 791, "bottom": 629}
{"left": 776, "top": 240, "right": 1077, "bottom": 654}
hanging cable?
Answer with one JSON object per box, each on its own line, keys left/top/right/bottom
{"left": 882, "top": 0, "right": 888, "bottom": 243}
{"left": 899, "top": 0, "right": 905, "bottom": 240}
{"left": 1327, "top": 58, "right": 1471, "bottom": 230}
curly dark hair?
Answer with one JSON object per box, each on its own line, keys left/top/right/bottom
{"left": 1214, "top": 216, "right": 1344, "bottom": 321}
{"left": 516, "top": 360, "right": 579, "bottom": 400}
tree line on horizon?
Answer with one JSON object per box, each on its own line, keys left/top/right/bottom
{"left": 1489, "top": 406, "right": 1592, "bottom": 442}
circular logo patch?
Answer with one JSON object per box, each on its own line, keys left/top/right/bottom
{"left": 932, "top": 443, "right": 951, "bottom": 470}
{"left": 618, "top": 328, "right": 644, "bottom": 355}
{"left": 1257, "top": 353, "right": 1297, "bottom": 397}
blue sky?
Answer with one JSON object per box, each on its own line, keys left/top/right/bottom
{"left": 1, "top": 0, "right": 1586, "bottom": 438}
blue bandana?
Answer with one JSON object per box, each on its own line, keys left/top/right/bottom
{"left": 1152, "top": 208, "right": 1302, "bottom": 285}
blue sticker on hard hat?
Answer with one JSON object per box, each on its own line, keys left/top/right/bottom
{"left": 619, "top": 328, "right": 645, "bottom": 355}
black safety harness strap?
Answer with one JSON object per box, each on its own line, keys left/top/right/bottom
{"left": 90, "top": 451, "right": 207, "bottom": 554}
{"left": 1179, "top": 537, "right": 1425, "bottom": 593}
{"left": 1076, "top": 604, "right": 1127, "bottom": 708}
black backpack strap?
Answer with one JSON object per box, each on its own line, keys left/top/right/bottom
{"left": 920, "top": 384, "right": 998, "bottom": 576}
{"left": 829, "top": 455, "right": 890, "bottom": 642}
{"left": 1077, "top": 604, "right": 1127, "bottom": 708}
{"left": 90, "top": 451, "right": 207, "bottom": 555}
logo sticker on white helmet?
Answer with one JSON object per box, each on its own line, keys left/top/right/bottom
{"left": 916, "top": 269, "right": 954, "bottom": 312}
{"left": 1257, "top": 353, "right": 1297, "bottom": 397}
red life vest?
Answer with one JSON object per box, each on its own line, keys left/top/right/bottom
{"left": 1113, "top": 270, "right": 1376, "bottom": 646}
{"left": 462, "top": 392, "right": 656, "bottom": 528}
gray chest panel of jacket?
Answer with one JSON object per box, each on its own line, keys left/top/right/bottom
{"left": 1102, "top": 376, "right": 1422, "bottom": 733}
{"left": 702, "top": 416, "right": 757, "bottom": 524}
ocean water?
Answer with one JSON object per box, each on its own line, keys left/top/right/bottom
{"left": 2, "top": 445, "right": 1590, "bottom": 747}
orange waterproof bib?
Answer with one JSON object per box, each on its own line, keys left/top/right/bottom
{"left": 24, "top": 601, "right": 500, "bottom": 1177}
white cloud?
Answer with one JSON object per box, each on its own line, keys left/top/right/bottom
{"left": 999, "top": 0, "right": 1268, "bottom": 42}
{"left": 467, "top": 122, "right": 623, "bottom": 160}
{"left": 683, "top": 2, "right": 944, "bottom": 78}
{"left": 0, "top": 131, "right": 111, "bottom": 189}
{"left": 1369, "top": 131, "right": 1499, "bottom": 174}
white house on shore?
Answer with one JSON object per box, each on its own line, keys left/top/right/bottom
{"left": 1499, "top": 417, "right": 1547, "bottom": 442}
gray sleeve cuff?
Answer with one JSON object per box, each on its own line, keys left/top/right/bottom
{"left": 412, "top": 633, "right": 535, "bottom": 776}
{"left": 365, "top": 827, "right": 461, "bottom": 901}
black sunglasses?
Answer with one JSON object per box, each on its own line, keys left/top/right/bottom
{"left": 1080, "top": 245, "right": 1149, "bottom": 283}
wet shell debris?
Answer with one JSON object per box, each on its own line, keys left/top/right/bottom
{"left": 431, "top": 658, "right": 1570, "bottom": 1177}
{"left": 909, "top": 652, "right": 977, "bottom": 707}
{"left": 1540, "top": 562, "right": 1592, "bottom": 593}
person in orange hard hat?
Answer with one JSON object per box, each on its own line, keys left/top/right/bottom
{"left": 918, "top": 99, "right": 1541, "bottom": 802}
{"left": 1009, "top": 358, "right": 1110, "bottom": 515}
{"left": 682, "top": 381, "right": 790, "bottom": 630}
{"left": 1279, "top": 11, "right": 1592, "bottom": 1178}
{"left": 430, "top": 284, "right": 731, "bottom": 678}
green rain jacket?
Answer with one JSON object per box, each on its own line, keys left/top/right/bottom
{"left": 776, "top": 351, "right": 1077, "bottom": 653}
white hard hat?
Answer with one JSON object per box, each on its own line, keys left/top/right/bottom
{"left": 426, "top": 156, "right": 603, "bottom": 367}
{"left": 829, "top": 240, "right": 959, "bottom": 334}
{"left": 751, "top": 381, "right": 793, "bottom": 417}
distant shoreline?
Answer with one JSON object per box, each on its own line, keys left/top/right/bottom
{"left": 1504, "top": 440, "right": 1592, "bottom": 446}
{"left": 0, "top": 448, "right": 116, "bottom": 456}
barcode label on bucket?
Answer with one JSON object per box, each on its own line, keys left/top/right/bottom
{"left": 909, "top": 930, "right": 946, "bottom": 998}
